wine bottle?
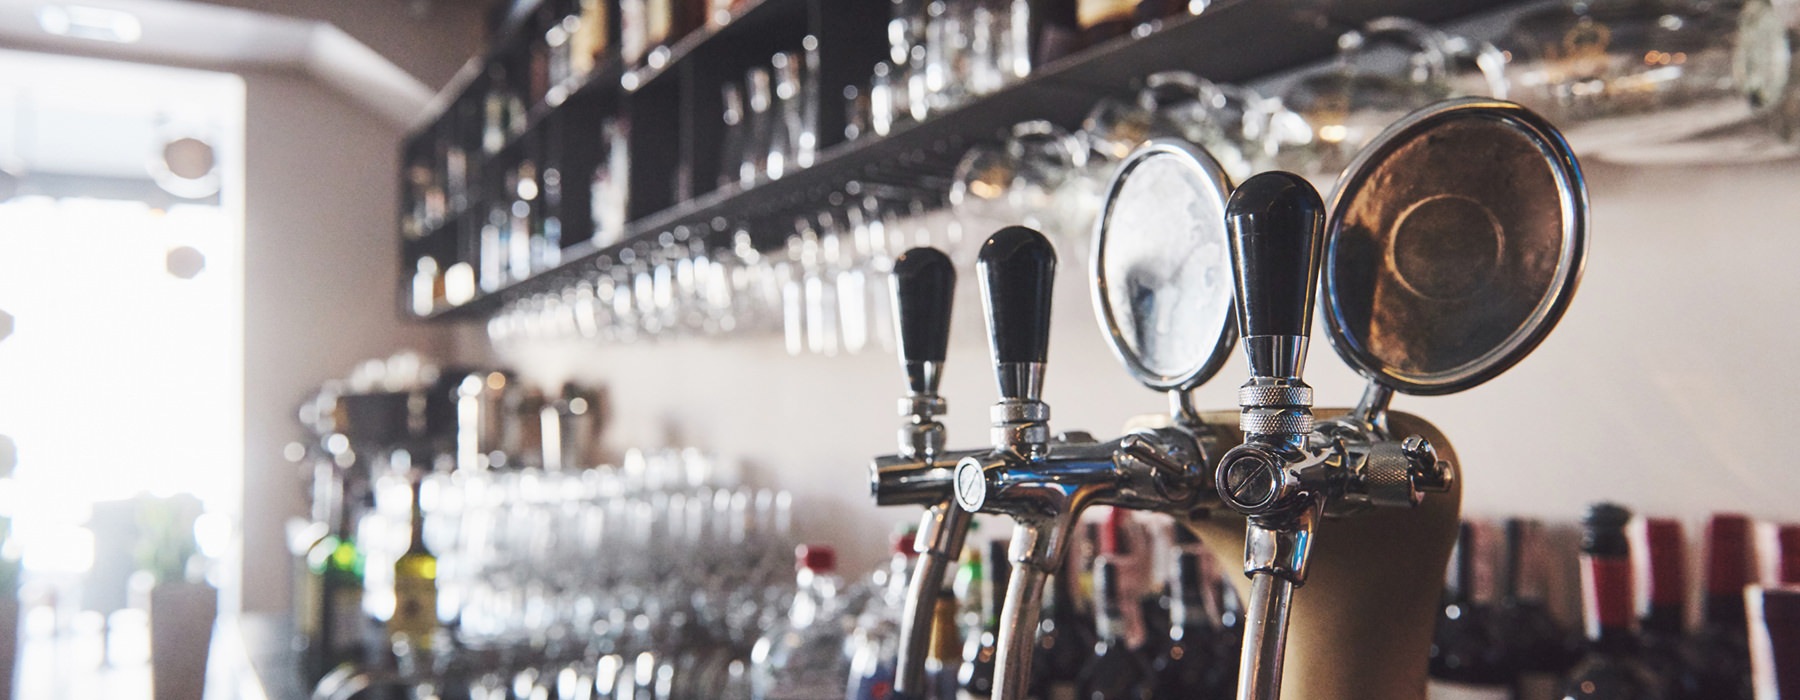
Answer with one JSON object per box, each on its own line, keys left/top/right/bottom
{"left": 1770, "top": 523, "right": 1800, "bottom": 585}
{"left": 302, "top": 473, "right": 366, "bottom": 684}
{"left": 1495, "top": 518, "right": 1582, "bottom": 700}
{"left": 1635, "top": 516, "right": 1689, "bottom": 696}
{"left": 847, "top": 530, "right": 918, "bottom": 700}
{"left": 1558, "top": 503, "right": 1667, "bottom": 700}
{"left": 1074, "top": 556, "right": 1150, "bottom": 699}
{"left": 1675, "top": 514, "right": 1753, "bottom": 700}
{"left": 387, "top": 471, "right": 438, "bottom": 657}
{"left": 1148, "top": 526, "right": 1229, "bottom": 699}
{"left": 958, "top": 540, "right": 1009, "bottom": 698}
{"left": 1075, "top": 0, "right": 1136, "bottom": 47}
{"left": 1027, "top": 571, "right": 1089, "bottom": 700}
{"left": 927, "top": 576, "right": 963, "bottom": 700}
{"left": 1746, "top": 584, "right": 1800, "bottom": 698}
{"left": 1429, "top": 522, "right": 1512, "bottom": 699}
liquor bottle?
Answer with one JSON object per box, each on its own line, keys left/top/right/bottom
{"left": 743, "top": 66, "right": 774, "bottom": 185}
{"left": 302, "top": 474, "right": 366, "bottom": 684}
{"left": 507, "top": 160, "right": 537, "bottom": 283}
{"left": 387, "top": 471, "right": 437, "bottom": 657}
{"left": 955, "top": 541, "right": 988, "bottom": 644}
{"left": 767, "top": 52, "right": 802, "bottom": 181}
{"left": 1636, "top": 517, "right": 1687, "bottom": 678}
{"left": 1028, "top": 570, "right": 1090, "bottom": 700}
{"left": 1677, "top": 514, "right": 1754, "bottom": 700}
{"left": 1494, "top": 518, "right": 1582, "bottom": 700}
{"left": 1076, "top": 553, "right": 1150, "bottom": 700}
{"left": 1772, "top": 523, "right": 1800, "bottom": 584}
{"left": 959, "top": 540, "right": 1009, "bottom": 698}
{"left": 620, "top": 0, "right": 650, "bottom": 65}
{"left": 569, "top": 0, "right": 609, "bottom": 78}
{"left": 847, "top": 531, "right": 919, "bottom": 700}
{"left": 483, "top": 65, "right": 510, "bottom": 154}
{"left": 1149, "top": 526, "right": 1229, "bottom": 699}
{"left": 1075, "top": 0, "right": 1137, "bottom": 48}
{"left": 1558, "top": 503, "right": 1667, "bottom": 700}
{"left": 752, "top": 545, "right": 852, "bottom": 700}
{"left": 1428, "top": 522, "right": 1512, "bottom": 699}
{"left": 718, "top": 82, "right": 747, "bottom": 189}
{"left": 643, "top": 0, "right": 674, "bottom": 50}
{"left": 927, "top": 576, "right": 963, "bottom": 700}
{"left": 1747, "top": 584, "right": 1800, "bottom": 700}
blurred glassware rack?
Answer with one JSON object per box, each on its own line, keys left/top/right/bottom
{"left": 396, "top": 0, "right": 1517, "bottom": 323}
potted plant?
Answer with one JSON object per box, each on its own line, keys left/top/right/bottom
{"left": 136, "top": 495, "right": 214, "bottom": 700}
{"left": 0, "top": 435, "right": 21, "bottom": 700}
{"left": 0, "top": 514, "right": 21, "bottom": 700}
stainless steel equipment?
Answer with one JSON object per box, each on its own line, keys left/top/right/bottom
{"left": 872, "top": 139, "right": 1247, "bottom": 700}
{"left": 1214, "top": 98, "right": 1587, "bottom": 700}
{"left": 869, "top": 97, "right": 1587, "bottom": 700}
{"left": 867, "top": 246, "right": 990, "bottom": 698}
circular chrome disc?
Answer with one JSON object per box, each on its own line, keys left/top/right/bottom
{"left": 1324, "top": 98, "right": 1588, "bottom": 396}
{"left": 1091, "top": 138, "right": 1237, "bottom": 393}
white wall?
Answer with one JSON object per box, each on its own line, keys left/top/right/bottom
{"left": 476, "top": 157, "right": 1800, "bottom": 578}
{"left": 240, "top": 72, "right": 450, "bottom": 613}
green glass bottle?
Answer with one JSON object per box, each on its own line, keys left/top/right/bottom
{"left": 303, "top": 474, "right": 365, "bottom": 682}
{"left": 388, "top": 472, "right": 438, "bottom": 655}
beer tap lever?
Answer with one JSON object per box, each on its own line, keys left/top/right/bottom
{"left": 1215, "top": 173, "right": 1453, "bottom": 700}
{"left": 867, "top": 246, "right": 984, "bottom": 699}
{"left": 1213, "top": 171, "right": 1328, "bottom": 700}
{"left": 893, "top": 246, "right": 955, "bottom": 460}
{"left": 977, "top": 226, "right": 1055, "bottom": 460}
{"left": 955, "top": 226, "right": 1212, "bottom": 700}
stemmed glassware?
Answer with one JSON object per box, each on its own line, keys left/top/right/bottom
{"left": 357, "top": 447, "right": 794, "bottom": 698}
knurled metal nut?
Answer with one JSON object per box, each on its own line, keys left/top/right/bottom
{"left": 992, "top": 423, "right": 1050, "bottom": 446}
{"left": 991, "top": 400, "right": 1050, "bottom": 424}
{"left": 1238, "top": 385, "right": 1314, "bottom": 408}
{"left": 1239, "top": 410, "right": 1315, "bottom": 436}
{"left": 899, "top": 395, "right": 947, "bottom": 418}
{"left": 1363, "top": 441, "right": 1419, "bottom": 507}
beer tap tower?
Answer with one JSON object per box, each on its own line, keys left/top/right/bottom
{"left": 871, "top": 97, "right": 1587, "bottom": 700}
{"left": 869, "top": 247, "right": 990, "bottom": 698}
{"left": 1210, "top": 99, "right": 1587, "bottom": 700}
{"left": 885, "top": 139, "right": 1248, "bottom": 700}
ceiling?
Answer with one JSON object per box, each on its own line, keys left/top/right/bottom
{"left": 0, "top": 0, "right": 470, "bottom": 193}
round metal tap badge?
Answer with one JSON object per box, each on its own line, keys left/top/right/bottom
{"left": 954, "top": 456, "right": 988, "bottom": 512}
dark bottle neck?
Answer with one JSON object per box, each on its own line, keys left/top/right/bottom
{"left": 985, "top": 541, "right": 1008, "bottom": 634}
{"left": 1581, "top": 552, "right": 1640, "bottom": 650}
{"left": 1641, "top": 604, "right": 1683, "bottom": 636}
{"left": 1640, "top": 518, "right": 1686, "bottom": 635}
{"left": 1094, "top": 559, "right": 1124, "bottom": 647}
{"left": 335, "top": 477, "right": 360, "bottom": 540}
{"left": 1702, "top": 592, "right": 1748, "bottom": 631}
{"left": 1446, "top": 521, "right": 1481, "bottom": 605}
{"left": 1168, "top": 551, "right": 1216, "bottom": 638}
{"left": 407, "top": 476, "right": 429, "bottom": 553}
{"left": 1703, "top": 515, "right": 1752, "bottom": 630}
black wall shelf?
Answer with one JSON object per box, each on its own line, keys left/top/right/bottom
{"left": 401, "top": 0, "right": 1511, "bottom": 323}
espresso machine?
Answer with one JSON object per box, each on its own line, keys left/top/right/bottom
{"left": 869, "top": 97, "right": 1588, "bottom": 700}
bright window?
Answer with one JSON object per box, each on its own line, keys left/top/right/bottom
{"left": 0, "top": 49, "right": 244, "bottom": 581}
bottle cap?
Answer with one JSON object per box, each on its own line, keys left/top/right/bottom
{"left": 892, "top": 527, "right": 918, "bottom": 556}
{"left": 1100, "top": 507, "right": 1131, "bottom": 555}
{"left": 1777, "top": 524, "right": 1800, "bottom": 585}
{"left": 797, "top": 544, "right": 836, "bottom": 573}
{"left": 1707, "top": 513, "right": 1753, "bottom": 594}
{"left": 1581, "top": 503, "right": 1631, "bottom": 556}
{"left": 1642, "top": 517, "right": 1687, "bottom": 607}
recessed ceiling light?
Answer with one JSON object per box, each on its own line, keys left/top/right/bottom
{"left": 37, "top": 5, "right": 143, "bottom": 44}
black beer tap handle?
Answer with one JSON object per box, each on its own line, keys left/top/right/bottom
{"left": 1226, "top": 172, "right": 1326, "bottom": 380}
{"left": 892, "top": 247, "right": 957, "bottom": 366}
{"left": 977, "top": 226, "right": 1056, "bottom": 369}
